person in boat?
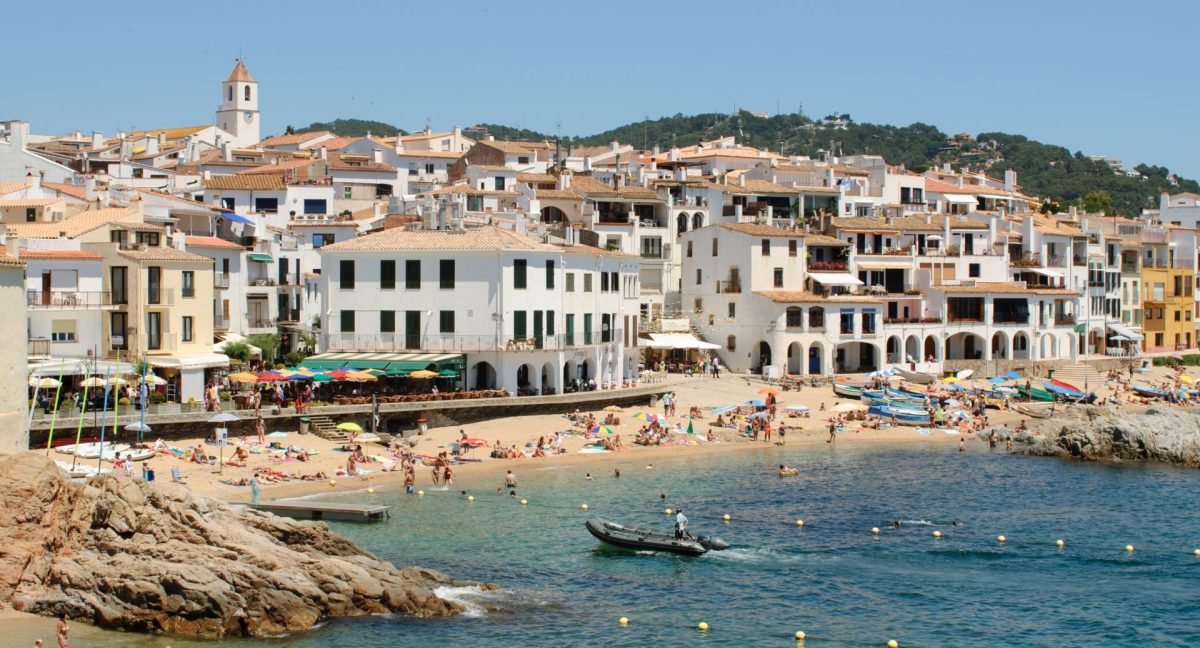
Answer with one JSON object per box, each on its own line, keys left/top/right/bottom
{"left": 674, "top": 507, "right": 689, "bottom": 541}
{"left": 778, "top": 464, "right": 797, "bottom": 476}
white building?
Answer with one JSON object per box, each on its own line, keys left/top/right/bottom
{"left": 0, "top": 253, "right": 27, "bottom": 452}
{"left": 19, "top": 248, "right": 112, "bottom": 361}
{"left": 317, "top": 226, "right": 640, "bottom": 393}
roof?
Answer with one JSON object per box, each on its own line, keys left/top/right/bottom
{"left": 716, "top": 222, "right": 806, "bottom": 238}
{"left": 235, "top": 158, "right": 313, "bottom": 175}
{"left": 0, "top": 198, "right": 61, "bottom": 208}
{"left": 716, "top": 178, "right": 802, "bottom": 195}
{"left": 567, "top": 175, "right": 660, "bottom": 200}
{"left": 301, "top": 136, "right": 355, "bottom": 151}
{"left": 118, "top": 247, "right": 214, "bottom": 263}
{"left": 517, "top": 173, "right": 557, "bottom": 184}
{"left": 536, "top": 189, "right": 584, "bottom": 201}
{"left": 940, "top": 282, "right": 1079, "bottom": 296}
{"left": 18, "top": 249, "right": 103, "bottom": 260}
{"left": 925, "top": 176, "right": 1012, "bottom": 197}
{"left": 185, "top": 235, "right": 244, "bottom": 250}
{"left": 328, "top": 156, "right": 396, "bottom": 173}
{"left": 0, "top": 255, "right": 25, "bottom": 267}
{"left": 3, "top": 207, "right": 139, "bottom": 239}
{"left": 287, "top": 221, "right": 359, "bottom": 228}
{"left": 428, "top": 184, "right": 519, "bottom": 197}
{"left": 753, "top": 290, "right": 880, "bottom": 304}
{"left": 394, "top": 149, "right": 462, "bottom": 159}
{"left": 226, "top": 60, "right": 255, "bottom": 83}
{"left": 0, "top": 182, "right": 26, "bottom": 195}
{"left": 121, "top": 125, "right": 209, "bottom": 142}
{"left": 481, "top": 140, "right": 548, "bottom": 155}
{"left": 831, "top": 215, "right": 989, "bottom": 233}
{"left": 805, "top": 233, "right": 851, "bottom": 247}
{"left": 205, "top": 175, "right": 287, "bottom": 191}
{"left": 469, "top": 164, "right": 518, "bottom": 173}
{"left": 1026, "top": 213, "right": 1086, "bottom": 237}
{"left": 256, "top": 131, "right": 331, "bottom": 148}
{"left": 323, "top": 225, "right": 560, "bottom": 252}
{"left": 41, "top": 182, "right": 89, "bottom": 200}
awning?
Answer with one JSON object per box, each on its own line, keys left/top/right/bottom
{"left": 29, "top": 359, "right": 135, "bottom": 377}
{"left": 942, "top": 194, "right": 977, "bottom": 205}
{"left": 297, "top": 359, "right": 349, "bottom": 371}
{"left": 147, "top": 353, "right": 230, "bottom": 370}
{"left": 1024, "top": 267, "right": 1064, "bottom": 278}
{"left": 1107, "top": 323, "right": 1144, "bottom": 341}
{"left": 249, "top": 253, "right": 273, "bottom": 263}
{"left": 301, "top": 352, "right": 464, "bottom": 374}
{"left": 808, "top": 272, "right": 864, "bottom": 287}
{"left": 221, "top": 211, "right": 255, "bottom": 226}
{"left": 643, "top": 333, "right": 722, "bottom": 350}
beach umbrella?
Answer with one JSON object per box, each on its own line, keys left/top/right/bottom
{"left": 1002, "top": 371, "right": 1021, "bottom": 380}
{"left": 409, "top": 369, "right": 439, "bottom": 379}
{"left": 745, "top": 399, "right": 765, "bottom": 407}
{"left": 831, "top": 402, "right": 866, "bottom": 413}
{"left": 748, "top": 411, "right": 770, "bottom": 419}
{"left": 209, "top": 412, "right": 240, "bottom": 424}
{"left": 311, "top": 373, "right": 333, "bottom": 382}
{"left": 711, "top": 405, "right": 736, "bottom": 415}
{"left": 687, "top": 419, "right": 694, "bottom": 434}
{"left": 124, "top": 422, "right": 152, "bottom": 434}
{"left": 256, "top": 372, "right": 286, "bottom": 382}
{"left": 945, "top": 399, "right": 962, "bottom": 408}
{"left": 107, "top": 377, "right": 128, "bottom": 386}
{"left": 345, "top": 371, "right": 378, "bottom": 382}
{"left": 784, "top": 405, "right": 810, "bottom": 414}
{"left": 988, "top": 377, "right": 1007, "bottom": 385}
{"left": 336, "top": 422, "right": 363, "bottom": 433}
{"left": 140, "top": 374, "right": 168, "bottom": 386}
{"left": 1180, "top": 375, "right": 1195, "bottom": 384}
{"left": 634, "top": 412, "right": 661, "bottom": 422}
{"left": 603, "top": 405, "right": 624, "bottom": 412}
{"left": 228, "top": 371, "right": 259, "bottom": 383}
{"left": 757, "top": 386, "right": 780, "bottom": 396}
{"left": 29, "top": 376, "right": 61, "bottom": 389}
{"left": 942, "top": 377, "right": 958, "bottom": 384}
{"left": 589, "top": 425, "right": 616, "bottom": 435}
{"left": 282, "top": 372, "right": 312, "bottom": 381}
{"left": 81, "top": 376, "right": 107, "bottom": 388}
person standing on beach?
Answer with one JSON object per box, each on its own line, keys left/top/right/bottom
{"left": 777, "top": 422, "right": 786, "bottom": 446}
{"left": 504, "top": 469, "right": 517, "bottom": 491}
{"left": 827, "top": 419, "right": 837, "bottom": 443}
{"left": 56, "top": 615, "right": 69, "bottom": 648}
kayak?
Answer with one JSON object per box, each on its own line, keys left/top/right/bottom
{"left": 585, "top": 517, "right": 729, "bottom": 556}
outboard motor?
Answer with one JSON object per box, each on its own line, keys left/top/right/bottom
{"left": 696, "top": 535, "right": 730, "bottom": 551}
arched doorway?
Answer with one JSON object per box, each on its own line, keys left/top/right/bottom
{"left": 886, "top": 335, "right": 902, "bottom": 364}
{"left": 692, "top": 213, "right": 704, "bottom": 230}
{"left": 752, "top": 340, "right": 773, "bottom": 371}
{"left": 516, "top": 364, "right": 534, "bottom": 390}
{"left": 905, "top": 335, "right": 920, "bottom": 363}
{"left": 991, "top": 331, "right": 1008, "bottom": 360}
{"left": 541, "top": 362, "right": 557, "bottom": 394}
{"left": 946, "top": 332, "right": 985, "bottom": 360}
{"left": 787, "top": 341, "right": 802, "bottom": 374}
{"left": 581, "top": 359, "right": 593, "bottom": 381}
{"left": 676, "top": 213, "right": 689, "bottom": 237}
{"left": 563, "top": 360, "right": 578, "bottom": 391}
{"left": 808, "top": 343, "right": 824, "bottom": 375}
{"left": 1013, "top": 332, "right": 1030, "bottom": 360}
{"left": 923, "top": 335, "right": 940, "bottom": 362}
{"left": 836, "top": 342, "right": 879, "bottom": 373}
{"left": 472, "top": 362, "right": 497, "bottom": 390}
{"left": 540, "top": 206, "right": 566, "bottom": 224}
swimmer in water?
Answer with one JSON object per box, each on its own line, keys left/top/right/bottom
{"left": 614, "top": 468, "right": 621, "bottom": 478}
{"left": 646, "top": 463, "right": 654, "bottom": 470}
{"left": 586, "top": 473, "right": 592, "bottom": 481}
{"left": 893, "top": 520, "right": 901, "bottom": 529}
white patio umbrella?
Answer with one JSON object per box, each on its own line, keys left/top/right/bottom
{"left": 140, "top": 374, "right": 168, "bottom": 386}
{"left": 29, "top": 376, "right": 61, "bottom": 389}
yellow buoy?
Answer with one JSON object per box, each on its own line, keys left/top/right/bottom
{"left": 618, "top": 617, "right": 629, "bottom": 626}
{"left": 665, "top": 508, "right": 673, "bottom": 515}
{"left": 417, "top": 490, "right": 424, "bottom": 496}
{"left": 723, "top": 514, "right": 731, "bottom": 521}
{"left": 520, "top": 499, "right": 528, "bottom": 505}
{"left": 467, "top": 495, "right": 475, "bottom": 501}
{"left": 1056, "top": 539, "right": 1064, "bottom": 548}
{"left": 871, "top": 527, "right": 880, "bottom": 535}
{"left": 328, "top": 479, "right": 336, "bottom": 487}
{"left": 367, "top": 488, "right": 375, "bottom": 494}
{"left": 932, "top": 530, "right": 942, "bottom": 538}
{"left": 888, "top": 641, "right": 899, "bottom": 648}
{"left": 795, "top": 519, "right": 804, "bottom": 527}
{"left": 697, "top": 622, "right": 709, "bottom": 631}
{"left": 581, "top": 503, "right": 589, "bottom": 510}
{"left": 997, "top": 535, "right": 1006, "bottom": 544}
{"left": 794, "top": 630, "right": 806, "bottom": 640}
{"left": 1125, "top": 544, "right": 1134, "bottom": 553}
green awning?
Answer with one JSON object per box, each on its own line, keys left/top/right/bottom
{"left": 298, "top": 360, "right": 348, "bottom": 371}
{"left": 249, "top": 253, "right": 274, "bottom": 263}
{"left": 438, "top": 369, "right": 460, "bottom": 377}
{"left": 385, "top": 360, "right": 436, "bottom": 375}
{"left": 342, "top": 360, "right": 394, "bottom": 370}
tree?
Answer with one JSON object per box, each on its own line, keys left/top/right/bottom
{"left": 221, "top": 341, "right": 254, "bottom": 364}
{"left": 1082, "top": 190, "right": 1115, "bottom": 215}
{"left": 247, "top": 334, "right": 280, "bottom": 364}
{"left": 284, "top": 125, "right": 295, "bottom": 135}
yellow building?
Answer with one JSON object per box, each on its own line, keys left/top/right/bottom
{"left": 1140, "top": 241, "right": 1194, "bottom": 352}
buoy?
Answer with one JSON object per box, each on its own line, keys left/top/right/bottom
{"left": 665, "top": 508, "right": 673, "bottom": 515}
{"left": 997, "top": 535, "right": 1006, "bottom": 544}
{"left": 520, "top": 499, "right": 528, "bottom": 505}
{"left": 871, "top": 527, "right": 880, "bottom": 535}
{"left": 795, "top": 630, "right": 806, "bottom": 640}
{"left": 888, "top": 641, "right": 899, "bottom": 648}
{"left": 328, "top": 479, "right": 336, "bottom": 487}
{"left": 795, "top": 519, "right": 804, "bottom": 527}
{"left": 467, "top": 495, "right": 475, "bottom": 502}
{"left": 723, "top": 514, "right": 731, "bottom": 521}
{"left": 697, "top": 622, "right": 709, "bottom": 631}
{"left": 1125, "top": 544, "right": 1134, "bottom": 553}
{"left": 932, "top": 530, "right": 942, "bottom": 538}
{"left": 367, "top": 488, "right": 375, "bottom": 494}
{"left": 1056, "top": 539, "right": 1064, "bottom": 548}
{"left": 581, "top": 504, "right": 589, "bottom": 510}
{"left": 417, "top": 490, "right": 424, "bottom": 496}
{"left": 619, "top": 617, "right": 629, "bottom": 626}
{"left": 1193, "top": 548, "right": 1200, "bottom": 557}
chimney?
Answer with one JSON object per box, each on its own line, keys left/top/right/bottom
{"left": 668, "top": 147, "right": 679, "bottom": 162}
{"left": 5, "top": 237, "right": 17, "bottom": 259}
{"left": 486, "top": 135, "right": 495, "bottom": 142}
{"left": 146, "top": 136, "right": 159, "bottom": 155}
{"left": 737, "top": 174, "right": 746, "bottom": 187}
{"left": 557, "top": 171, "right": 571, "bottom": 191}
{"left": 583, "top": 156, "right": 592, "bottom": 172}
{"left": 318, "top": 146, "right": 328, "bottom": 160}
{"left": 372, "top": 148, "right": 383, "bottom": 164}
{"left": 4, "top": 120, "right": 29, "bottom": 149}
{"left": 611, "top": 141, "right": 620, "bottom": 152}
{"left": 120, "top": 138, "right": 133, "bottom": 159}
{"left": 84, "top": 176, "right": 96, "bottom": 200}
{"left": 221, "top": 141, "right": 232, "bottom": 161}
{"left": 1004, "top": 169, "right": 1016, "bottom": 192}
{"left": 615, "top": 174, "right": 625, "bottom": 190}
{"left": 24, "top": 171, "right": 35, "bottom": 188}
{"left": 988, "top": 212, "right": 998, "bottom": 242}
{"left": 91, "top": 131, "right": 103, "bottom": 149}
{"left": 652, "top": 145, "right": 660, "bottom": 156}
{"left": 675, "top": 167, "right": 687, "bottom": 182}
{"left": 942, "top": 162, "right": 951, "bottom": 173}
{"left": 1069, "top": 205, "right": 1077, "bottom": 221}
{"left": 393, "top": 134, "right": 405, "bottom": 154}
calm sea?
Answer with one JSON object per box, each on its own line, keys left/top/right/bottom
{"left": 39, "top": 443, "right": 1200, "bottom": 647}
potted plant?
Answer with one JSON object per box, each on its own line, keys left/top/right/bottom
{"left": 148, "top": 390, "right": 168, "bottom": 414}
{"left": 184, "top": 396, "right": 199, "bottom": 413}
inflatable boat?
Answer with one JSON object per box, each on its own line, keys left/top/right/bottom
{"left": 585, "top": 517, "right": 729, "bottom": 556}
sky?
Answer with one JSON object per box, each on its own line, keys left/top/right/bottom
{"left": 4, "top": 0, "right": 1197, "bottom": 178}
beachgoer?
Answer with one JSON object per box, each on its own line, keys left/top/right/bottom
{"left": 249, "top": 476, "right": 260, "bottom": 503}
{"left": 504, "top": 470, "right": 517, "bottom": 490}
{"left": 443, "top": 463, "right": 453, "bottom": 485}
{"left": 586, "top": 473, "right": 592, "bottom": 480}
{"left": 431, "top": 461, "right": 441, "bottom": 485}
{"left": 614, "top": 468, "right": 621, "bottom": 478}
{"left": 777, "top": 423, "right": 786, "bottom": 446}
{"left": 56, "top": 615, "right": 69, "bottom": 648}
{"left": 674, "top": 508, "right": 688, "bottom": 540}
{"left": 958, "top": 437, "right": 966, "bottom": 452}
{"left": 827, "top": 420, "right": 837, "bottom": 443}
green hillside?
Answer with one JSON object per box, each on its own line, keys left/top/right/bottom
{"left": 294, "top": 118, "right": 406, "bottom": 137}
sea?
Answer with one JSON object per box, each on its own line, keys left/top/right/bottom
{"left": 32, "top": 443, "right": 1200, "bottom": 647}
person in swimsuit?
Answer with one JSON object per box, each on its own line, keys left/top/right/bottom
{"left": 56, "top": 615, "right": 69, "bottom": 648}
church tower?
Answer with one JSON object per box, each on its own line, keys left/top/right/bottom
{"left": 215, "top": 60, "right": 260, "bottom": 148}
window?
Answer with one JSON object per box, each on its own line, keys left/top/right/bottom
{"left": 340, "top": 310, "right": 356, "bottom": 332}
{"left": 969, "top": 263, "right": 981, "bottom": 278}
{"left": 726, "top": 335, "right": 737, "bottom": 351}
{"left": 136, "top": 231, "right": 160, "bottom": 247}
{"left": 774, "top": 268, "right": 784, "bottom": 288}
{"left": 565, "top": 314, "right": 575, "bottom": 345}
{"left": 339, "top": 260, "right": 355, "bottom": 290}
{"left": 712, "top": 238, "right": 719, "bottom": 256}
{"left": 51, "top": 319, "right": 76, "bottom": 343}
{"left": 566, "top": 272, "right": 575, "bottom": 292}
{"left": 380, "top": 311, "right": 396, "bottom": 333}
{"left": 517, "top": 156, "right": 530, "bottom": 164}
{"left": 546, "top": 310, "right": 555, "bottom": 336}
{"left": 303, "top": 199, "right": 327, "bottom": 215}
{"left": 221, "top": 197, "right": 235, "bottom": 210}
{"left": 696, "top": 269, "right": 702, "bottom": 285}
{"left": 343, "top": 186, "right": 352, "bottom": 200}
{"left": 182, "top": 316, "right": 193, "bottom": 342}
{"left": 601, "top": 272, "right": 609, "bottom": 292}
{"left": 147, "top": 266, "right": 161, "bottom": 304}
{"left": 405, "top": 260, "right": 421, "bottom": 289}
{"left": 687, "top": 241, "right": 693, "bottom": 258}
{"left": 514, "top": 259, "right": 527, "bottom": 289}
{"left": 1175, "top": 311, "right": 1181, "bottom": 322}
{"left": 254, "top": 197, "right": 278, "bottom": 213}
{"left": 244, "top": 85, "right": 251, "bottom": 101}
{"left": 110, "top": 267, "right": 127, "bottom": 304}
{"left": 440, "top": 259, "right": 455, "bottom": 289}
{"left": 761, "top": 239, "right": 771, "bottom": 256}
{"left": 546, "top": 260, "right": 555, "bottom": 289}
{"left": 694, "top": 298, "right": 703, "bottom": 313}
{"left": 789, "top": 240, "right": 798, "bottom": 257}
{"left": 182, "top": 271, "right": 195, "bottom": 298}
{"left": 25, "top": 208, "right": 35, "bottom": 222}
{"left": 728, "top": 303, "right": 736, "bottom": 318}
{"left": 495, "top": 176, "right": 506, "bottom": 191}
{"left": 584, "top": 273, "right": 593, "bottom": 292}
{"left": 514, "top": 311, "right": 527, "bottom": 339}
{"left": 610, "top": 272, "right": 618, "bottom": 292}
{"left": 311, "top": 233, "right": 334, "bottom": 248}
{"left": 439, "top": 310, "right": 455, "bottom": 333}
{"left": 380, "top": 260, "right": 395, "bottom": 289}
{"left": 147, "top": 312, "right": 161, "bottom": 350}
{"left": 405, "top": 311, "right": 420, "bottom": 349}
{"left": 228, "top": 85, "right": 233, "bottom": 101}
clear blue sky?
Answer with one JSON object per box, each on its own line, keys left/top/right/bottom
{"left": 5, "top": 0, "right": 1196, "bottom": 177}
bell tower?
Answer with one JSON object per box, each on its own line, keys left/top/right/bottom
{"left": 215, "top": 59, "right": 260, "bottom": 147}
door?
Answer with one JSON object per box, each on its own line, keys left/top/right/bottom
{"left": 405, "top": 311, "right": 420, "bottom": 349}
{"left": 41, "top": 272, "right": 52, "bottom": 305}
{"left": 110, "top": 312, "right": 128, "bottom": 350}
{"left": 278, "top": 258, "right": 289, "bottom": 285}
{"left": 147, "top": 312, "right": 162, "bottom": 350}
{"left": 533, "top": 311, "right": 543, "bottom": 349}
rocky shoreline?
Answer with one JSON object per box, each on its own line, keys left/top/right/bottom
{"left": 0, "top": 453, "right": 482, "bottom": 638}
{"left": 1024, "top": 406, "right": 1200, "bottom": 468}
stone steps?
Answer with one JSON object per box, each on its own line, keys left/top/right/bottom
{"left": 1049, "top": 363, "right": 1107, "bottom": 391}
{"left": 307, "top": 415, "right": 348, "bottom": 442}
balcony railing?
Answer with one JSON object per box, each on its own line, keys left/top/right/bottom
{"left": 248, "top": 278, "right": 277, "bottom": 287}
{"left": 1011, "top": 252, "right": 1041, "bottom": 268}
{"left": 1120, "top": 262, "right": 1139, "bottom": 273}
{"left": 247, "top": 318, "right": 274, "bottom": 329}
{"left": 808, "top": 261, "right": 848, "bottom": 271}
{"left": 321, "top": 330, "right": 626, "bottom": 353}
{"left": 278, "top": 310, "right": 301, "bottom": 323}
{"left": 213, "top": 273, "right": 230, "bottom": 289}
{"left": 214, "top": 315, "right": 230, "bottom": 330}
{"left": 29, "top": 338, "right": 50, "bottom": 357}
{"left": 882, "top": 317, "right": 943, "bottom": 325}
{"left": 1055, "top": 314, "right": 1076, "bottom": 327}
{"left": 717, "top": 280, "right": 742, "bottom": 294}
{"left": 26, "top": 291, "right": 114, "bottom": 309}
{"left": 1073, "top": 256, "right": 1087, "bottom": 266}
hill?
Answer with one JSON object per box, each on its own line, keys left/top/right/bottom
{"left": 294, "top": 118, "right": 406, "bottom": 137}
{"left": 471, "top": 111, "right": 1198, "bottom": 216}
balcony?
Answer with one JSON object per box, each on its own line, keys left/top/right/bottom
{"left": 321, "top": 330, "right": 626, "bottom": 353}
{"left": 1055, "top": 314, "right": 1076, "bottom": 327}
{"left": 1073, "top": 256, "right": 1087, "bottom": 266}
{"left": 278, "top": 310, "right": 301, "bottom": 324}
{"left": 1011, "top": 252, "right": 1042, "bottom": 268}
{"left": 213, "top": 273, "right": 230, "bottom": 289}
{"left": 717, "top": 280, "right": 742, "bottom": 294}
{"left": 247, "top": 317, "right": 275, "bottom": 330}
{"left": 640, "top": 248, "right": 668, "bottom": 260}
{"left": 26, "top": 291, "right": 115, "bottom": 309}
{"left": 1120, "top": 262, "right": 1139, "bottom": 274}
{"left": 247, "top": 277, "right": 277, "bottom": 291}
{"left": 29, "top": 338, "right": 50, "bottom": 357}
{"left": 808, "top": 261, "right": 848, "bottom": 271}
{"left": 214, "top": 315, "right": 230, "bottom": 330}
{"left": 882, "top": 317, "right": 943, "bottom": 325}
{"left": 145, "top": 289, "right": 176, "bottom": 307}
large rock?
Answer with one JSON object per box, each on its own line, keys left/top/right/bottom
{"left": 0, "top": 453, "right": 478, "bottom": 638}
{"left": 1024, "top": 406, "right": 1200, "bottom": 467}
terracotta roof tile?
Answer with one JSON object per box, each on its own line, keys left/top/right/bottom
{"left": 118, "top": 247, "right": 214, "bottom": 263}
{"left": 481, "top": 140, "right": 550, "bottom": 155}
{"left": 428, "top": 184, "right": 519, "bottom": 197}
{"left": 256, "top": 131, "right": 332, "bottom": 148}
{"left": 0, "top": 198, "right": 61, "bottom": 208}
{"left": 536, "top": 189, "right": 583, "bottom": 201}
{"left": 185, "top": 236, "right": 244, "bottom": 250}
{"left": 4, "top": 207, "right": 138, "bottom": 239}
{"left": 18, "top": 249, "right": 103, "bottom": 260}
{"left": 324, "top": 225, "right": 559, "bottom": 252}
{"left": 235, "top": 158, "right": 313, "bottom": 175}
{"left": 41, "top": 182, "right": 89, "bottom": 200}
{"left": 301, "top": 136, "right": 355, "bottom": 151}
{"left": 832, "top": 215, "right": 988, "bottom": 233}
{"left": 753, "top": 290, "right": 880, "bottom": 304}
{"left": 0, "top": 182, "right": 26, "bottom": 195}
{"left": 940, "top": 281, "right": 1078, "bottom": 295}
{"left": 205, "top": 175, "right": 287, "bottom": 191}
{"left": 716, "top": 222, "right": 806, "bottom": 238}
{"left": 0, "top": 254, "right": 25, "bottom": 266}
{"left": 226, "top": 60, "right": 255, "bottom": 83}
{"left": 394, "top": 150, "right": 462, "bottom": 159}
{"left": 518, "top": 173, "right": 556, "bottom": 184}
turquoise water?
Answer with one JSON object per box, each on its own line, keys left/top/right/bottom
{"left": 39, "top": 444, "right": 1200, "bottom": 646}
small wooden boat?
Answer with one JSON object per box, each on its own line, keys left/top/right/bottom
{"left": 1016, "top": 385, "right": 1055, "bottom": 402}
{"left": 979, "top": 389, "right": 1011, "bottom": 410}
{"left": 1042, "top": 382, "right": 1085, "bottom": 399}
{"left": 868, "top": 405, "right": 931, "bottom": 426}
{"left": 885, "top": 386, "right": 927, "bottom": 402}
{"left": 1132, "top": 384, "right": 1169, "bottom": 399}
{"left": 585, "top": 518, "right": 729, "bottom": 556}
{"left": 833, "top": 382, "right": 865, "bottom": 399}
{"left": 1011, "top": 402, "right": 1055, "bottom": 419}
{"left": 895, "top": 368, "right": 937, "bottom": 384}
